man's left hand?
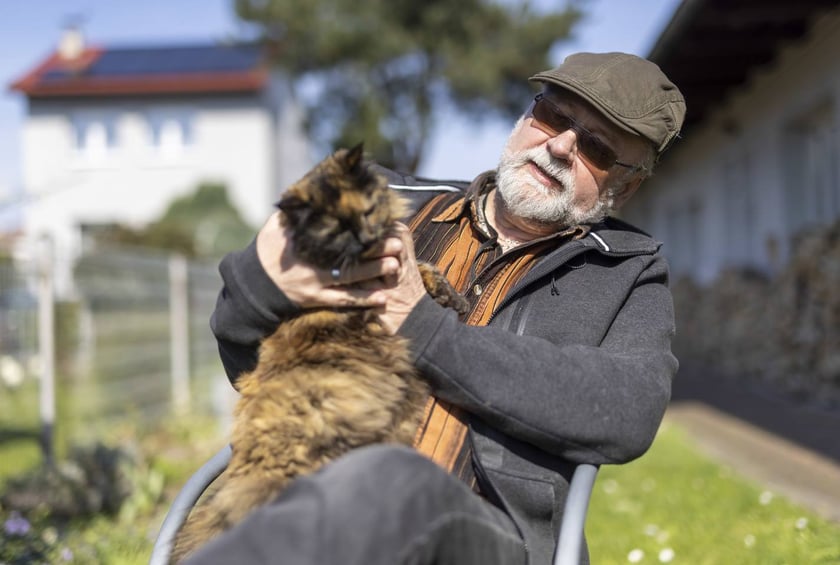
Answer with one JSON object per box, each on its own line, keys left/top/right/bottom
{"left": 374, "top": 223, "right": 427, "bottom": 334}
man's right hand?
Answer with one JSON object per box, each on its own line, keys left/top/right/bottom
{"left": 255, "top": 211, "right": 401, "bottom": 309}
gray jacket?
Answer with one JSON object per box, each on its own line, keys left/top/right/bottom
{"left": 210, "top": 170, "right": 678, "bottom": 565}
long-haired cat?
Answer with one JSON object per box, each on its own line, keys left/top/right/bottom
{"left": 170, "top": 144, "right": 467, "bottom": 562}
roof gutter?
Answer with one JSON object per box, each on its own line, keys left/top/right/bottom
{"left": 647, "top": 0, "right": 708, "bottom": 63}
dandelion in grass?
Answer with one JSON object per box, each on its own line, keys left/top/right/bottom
{"left": 656, "top": 530, "right": 670, "bottom": 544}
{"left": 744, "top": 534, "right": 756, "bottom": 548}
{"left": 658, "top": 548, "right": 675, "bottom": 563}
{"left": 758, "top": 490, "right": 774, "bottom": 505}
{"left": 42, "top": 526, "right": 58, "bottom": 544}
{"left": 795, "top": 517, "right": 808, "bottom": 530}
{"left": 0, "top": 355, "right": 25, "bottom": 387}
{"left": 627, "top": 548, "right": 644, "bottom": 563}
{"left": 643, "top": 524, "right": 659, "bottom": 537}
{"left": 602, "top": 479, "right": 618, "bottom": 494}
{"left": 3, "top": 511, "right": 30, "bottom": 536}
{"left": 61, "top": 547, "right": 74, "bottom": 561}
{"left": 615, "top": 499, "right": 640, "bottom": 514}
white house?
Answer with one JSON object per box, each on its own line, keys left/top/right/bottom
{"left": 10, "top": 29, "right": 312, "bottom": 263}
{"left": 622, "top": 0, "right": 840, "bottom": 284}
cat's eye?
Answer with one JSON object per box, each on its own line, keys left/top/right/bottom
{"left": 320, "top": 216, "right": 339, "bottom": 230}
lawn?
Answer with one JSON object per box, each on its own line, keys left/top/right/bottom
{"left": 0, "top": 382, "right": 222, "bottom": 565}
{"left": 1, "top": 397, "right": 839, "bottom": 564}
{"left": 587, "top": 422, "right": 840, "bottom": 564}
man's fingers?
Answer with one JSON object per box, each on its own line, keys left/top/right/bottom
{"left": 318, "top": 288, "right": 386, "bottom": 308}
{"left": 381, "top": 236, "right": 404, "bottom": 258}
{"left": 360, "top": 236, "right": 403, "bottom": 258}
{"left": 320, "top": 228, "right": 409, "bottom": 288}
{"left": 325, "top": 256, "right": 399, "bottom": 286}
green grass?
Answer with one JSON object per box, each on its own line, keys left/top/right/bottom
{"left": 0, "top": 381, "right": 44, "bottom": 482}
{"left": 587, "top": 422, "right": 840, "bottom": 564}
{"left": 2, "top": 390, "right": 839, "bottom": 564}
{"left": 0, "top": 390, "right": 222, "bottom": 565}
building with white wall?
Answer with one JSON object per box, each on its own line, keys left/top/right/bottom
{"left": 622, "top": 0, "right": 840, "bottom": 284}
{"left": 10, "top": 29, "right": 312, "bottom": 262}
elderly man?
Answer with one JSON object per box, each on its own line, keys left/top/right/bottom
{"left": 193, "top": 52, "right": 685, "bottom": 565}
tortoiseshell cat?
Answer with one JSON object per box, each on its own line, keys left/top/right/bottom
{"left": 170, "top": 144, "right": 467, "bottom": 562}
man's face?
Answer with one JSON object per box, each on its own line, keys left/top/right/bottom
{"left": 496, "top": 89, "right": 651, "bottom": 227}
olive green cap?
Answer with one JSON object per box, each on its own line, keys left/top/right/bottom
{"left": 530, "top": 52, "right": 686, "bottom": 154}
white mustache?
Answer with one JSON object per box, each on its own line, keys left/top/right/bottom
{"left": 512, "top": 148, "right": 573, "bottom": 190}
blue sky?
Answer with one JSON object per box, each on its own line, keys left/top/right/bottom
{"left": 0, "top": 0, "right": 681, "bottom": 229}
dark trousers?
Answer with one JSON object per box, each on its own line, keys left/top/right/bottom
{"left": 184, "top": 444, "right": 527, "bottom": 565}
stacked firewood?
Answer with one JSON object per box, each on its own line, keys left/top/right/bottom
{"left": 671, "top": 219, "right": 840, "bottom": 406}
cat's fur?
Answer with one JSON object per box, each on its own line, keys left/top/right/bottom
{"left": 169, "top": 145, "right": 467, "bottom": 562}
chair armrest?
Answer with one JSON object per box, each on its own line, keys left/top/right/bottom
{"left": 149, "top": 445, "right": 232, "bottom": 565}
{"left": 553, "top": 463, "right": 600, "bottom": 565}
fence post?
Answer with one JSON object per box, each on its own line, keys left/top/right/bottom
{"left": 169, "top": 253, "right": 190, "bottom": 413}
{"left": 37, "top": 235, "right": 56, "bottom": 466}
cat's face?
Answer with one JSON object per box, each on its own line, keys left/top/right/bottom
{"left": 276, "top": 144, "right": 408, "bottom": 270}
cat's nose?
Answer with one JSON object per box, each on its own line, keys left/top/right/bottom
{"left": 357, "top": 230, "right": 378, "bottom": 248}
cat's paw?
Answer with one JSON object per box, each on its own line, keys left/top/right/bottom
{"left": 418, "top": 263, "right": 469, "bottom": 315}
{"left": 441, "top": 291, "right": 469, "bottom": 315}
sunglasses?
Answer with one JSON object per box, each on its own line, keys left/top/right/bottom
{"left": 529, "top": 93, "right": 642, "bottom": 172}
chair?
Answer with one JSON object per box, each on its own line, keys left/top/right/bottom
{"left": 150, "top": 447, "right": 598, "bottom": 565}
{"left": 150, "top": 445, "right": 232, "bottom": 565}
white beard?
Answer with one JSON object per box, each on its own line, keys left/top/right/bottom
{"left": 496, "top": 121, "right": 614, "bottom": 227}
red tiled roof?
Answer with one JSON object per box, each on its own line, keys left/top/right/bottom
{"left": 10, "top": 43, "right": 269, "bottom": 98}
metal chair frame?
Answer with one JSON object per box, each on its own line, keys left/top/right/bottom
{"left": 150, "top": 445, "right": 597, "bottom": 565}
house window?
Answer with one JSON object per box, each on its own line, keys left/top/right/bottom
{"left": 722, "top": 155, "right": 755, "bottom": 267}
{"left": 665, "top": 199, "right": 700, "bottom": 277}
{"left": 73, "top": 116, "right": 116, "bottom": 163}
{"left": 783, "top": 101, "right": 839, "bottom": 236}
{"left": 148, "top": 112, "right": 193, "bottom": 159}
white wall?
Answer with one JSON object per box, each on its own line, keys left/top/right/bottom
{"left": 20, "top": 84, "right": 311, "bottom": 263}
{"left": 623, "top": 8, "right": 840, "bottom": 284}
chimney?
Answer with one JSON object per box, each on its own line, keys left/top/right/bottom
{"left": 58, "top": 24, "right": 85, "bottom": 60}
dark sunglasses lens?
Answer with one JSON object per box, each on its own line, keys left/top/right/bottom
{"left": 532, "top": 99, "right": 569, "bottom": 135}
{"left": 578, "top": 136, "right": 615, "bottom": 169}
{"left": 532, "top": 98, "right": 617, "bottom": 170}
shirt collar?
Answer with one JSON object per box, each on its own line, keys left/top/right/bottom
{"left": 431, "top": 171, "right": 495, "bottom": 224}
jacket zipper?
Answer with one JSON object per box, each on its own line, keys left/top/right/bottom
{"left": 486, "top": 242, "right": 588, "bottom": 326}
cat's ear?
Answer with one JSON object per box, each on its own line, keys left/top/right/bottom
{"left": 276, "top": 194, "right": 311, "bottom": 227}
{"left": 345, "top": 142, "right": 365, "bottom": 172}
{"left": 276, "top": 194, "right": 305, "bottom": 213}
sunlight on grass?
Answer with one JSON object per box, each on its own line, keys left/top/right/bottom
{"left": 3, "top": 387, "right": 839, "bottom": 564}
{"left": 587, "top": 423, "right": 840, "bottom": 564}
{"left": 0, "top": 409, "right": 223, "bottom": 564}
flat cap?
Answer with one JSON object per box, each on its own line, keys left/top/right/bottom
{"left": 530, "top": 52, "right": 686, "bottom": 154}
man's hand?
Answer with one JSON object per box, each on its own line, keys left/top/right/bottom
{"left": 256, "top": 211, "right": 399, "bottom": 309}
{"left": 256, "top": 214, "right": 426, "bottom": 332}
{"left": 375, "top": 224, "right": 428, "bottom": 334}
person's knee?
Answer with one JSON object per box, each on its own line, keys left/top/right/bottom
{"left": 308, "top": 444, "right": 462, "bottom": 519}
{"left": 349, "top": 444, "right": 435, "bottom": 472}
{"left": 322, "top": 444, "right": 441, "bottom": 490}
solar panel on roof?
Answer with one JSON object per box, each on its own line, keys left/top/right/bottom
{"left": 41, "top": 44, "right": 262, "bottom": 81}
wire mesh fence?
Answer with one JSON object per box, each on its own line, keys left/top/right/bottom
{"left": 0, "top": 237, "right": 232, "bottom": 459}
